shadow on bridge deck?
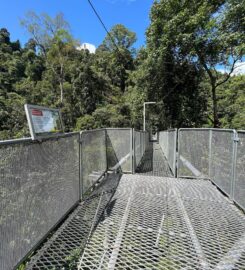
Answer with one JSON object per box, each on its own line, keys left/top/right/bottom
{"left": 135, "top": 142, "right": 173, "bottom": 177}
{"left": 24, "top": 142, "right": 245, "bottom": 270}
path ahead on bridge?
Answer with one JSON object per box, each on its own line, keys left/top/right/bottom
{"left": 136, "top": 142, "right": 173, "bottom": 177}
{"left": 26, "top": 142, "right": 245, "bottom": 270}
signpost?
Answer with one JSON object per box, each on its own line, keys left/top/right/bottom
{"left": 24, "top": 104, "right": 64, "bottom": 140}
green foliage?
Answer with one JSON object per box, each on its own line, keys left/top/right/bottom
{"left": 97, "top": 24, "right": 136, "bottom": 92}
{"left": 0, "top": 5, "right": 244, "bottom": 140}
{"left": 75, "top": 114, "right": 96, "bottom": 130}
{"left": 20, "top": 11, "right": 70, "bottom": 54}
{"left": 76, "top": 104, "right": 131, "bottom": 131}
{"left": 146, "top": 0, "right": 245, "bottom": 127}
{"left": 218, "top": 75, "right": 245, "bottom": 129}
{"left": 99, "top": 24, "right": 136, "bottom": 52}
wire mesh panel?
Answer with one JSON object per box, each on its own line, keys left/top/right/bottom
{"left": 178, "top": 129, "right": 210, "bottom": 177}
{"left": 106, "top": 128, "right": 132, "bottom": 173}
{"left": 159, "top": 131, "right": 168, "bottom": 155}
{"left": 0, "top": 134, "right": 80, "bottom": 270}
{"left": 167, "top": 130, "right": 177, "bottom": 174}
{"left": 140, "top": 132, "right": 144, "bottom": 158}
{"left": 145, "top": 132, "right": 150, "bottom": 150}
{"left": 209, "top": 130, "right": 234, "bottom": 196}
{"left": 134, "top": 131, "right": 148, "bottom": 169}
{"left": 81, "top": 130, "right": 107, "bottom": 195}
{"left": 135, "top": 131, "right": 141, "bottom": 168}
{"left": 159, "top": 130, "right": 177, "bottom": 175}
{"left": 234, "top": 131, "right": 245, "bottom": 210}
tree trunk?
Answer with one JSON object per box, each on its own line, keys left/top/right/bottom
{"left": 60, "top": 80, "right": 64, "bottom": 104}
{"left": 60, "top": 63, "right": 64, "bottom": 105}
{"left": 211, "top": 84, "right": 220, "bottom": 128}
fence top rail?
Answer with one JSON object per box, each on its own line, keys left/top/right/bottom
{"left": 159, "top": 128, "right": 177, "bottom": 132}
{"left": 0, "top": 137, "right": 32, "bottom": 145}
{"left": 178, "top": 128, "right": 236, "bottom": 133}
{"left": 238, "top": 130, "right": 245, "bottom": 133}
{"left": 0, "top": 132, "right": 80, "bottom": 146}
{"left": 106, "top": 127, "right": 132, "bottom": 130}
{"left": 134, "top": 129, "right": 148, "bottom": 133}
{"left": 80, "top": 128, "right": 106, "bottom": 134}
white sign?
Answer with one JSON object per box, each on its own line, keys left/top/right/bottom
{"left": 25, "top": 104, "right": 64, "bottom": 140}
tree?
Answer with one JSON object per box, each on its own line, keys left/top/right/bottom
{"left": 217, "top": 74, "right": 245, "bottom": 128}
{"left": 0, "top": 28, "right": 24, "bottom": 138}
{"left": 147, "top": 0, "right": 245, "bottom": 127}
{"left": 100, "top": 24, "right": 136, "bottom": 52}
{"left": 21, "top": 12, "right": 78, "bottom": 104}
{"left": 21, "top": 12, "right": 70, "bottom": 55}
{"left": 97, "top": 24, "right": 136, "bottom": 92}
{"left": 47, "top": 29, "right": 76, "bottom": 104}
{"left": 136, "top": 35, "right": 207, "bottom": 129}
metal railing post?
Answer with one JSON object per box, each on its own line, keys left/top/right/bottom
{"left": 141, "top": 132, "right": 144, "bottom": 158}
{"left": 173, "top": 129, "right": 177, "bottom": 178}
{"left": 208, "top": 129, "right": 212, "bottom": 179}
{"left": 105, "top": 128, "right": 108, "bottom": 172}
{"left": 231, "top": 130, "right": 239, "bottom": 200}
{"left": 177, "top": 129, "right": 182, "bottom": 178}
{"left": 132, "top": 128, "right": 135, "bottom": 174}
{"left": 79, "top": 131, "right": 84, "bottom": 199}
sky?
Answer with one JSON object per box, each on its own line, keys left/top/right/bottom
{"left": 0, "top": 0, "right": 154, "bottom": 49}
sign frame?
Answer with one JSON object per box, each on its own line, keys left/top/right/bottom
{"left": 24, "top": 104, "right": 64, "bottom": 140}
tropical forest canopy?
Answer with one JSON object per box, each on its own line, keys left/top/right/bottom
{"left": 0, "top": 0, "right": 244, "bottom": 140}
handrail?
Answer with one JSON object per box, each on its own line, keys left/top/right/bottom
{"left": 175, "top": 127, "right": 244, "bottom": 211}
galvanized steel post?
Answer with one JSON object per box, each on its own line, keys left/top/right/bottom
{"left": 132, "top": 128, "right": 135, "bottom": 174}
{"left": 173, "top": 128, "right": 178, "bottom": 178}
{"left": 177, "top": 129, "right": 181, "bottom": 178}
{"left": 231, "top": 130, "right": 239, "bottom": 201}
{"left": 208, "top": 129, "right": 212, "bottom": 179}
{"left": 79, "top": 131, "right": 84, "bottom": 199}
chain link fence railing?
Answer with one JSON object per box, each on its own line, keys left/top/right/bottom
{"left": 177, "top": 128, "right": 244, "bottom": 211}
{"left": 80, "top": 129, "right": 107, "bottom": 195}
{"left": 134, "top": 130, "right": 150, "bottom": 170}
{"left": 234, "top": 131, "right": 245, "bottom": 210}
{"left": 0, "top": 128, "right": 149, "bottom": 269}
{"left": 159, "top": 129, "right": 177, "bottom": 176}
{"left": 0, "top": 133, "right": 80, "bottom": 270}
{"left": 106, "top": 128, "right": 133, "bottom": 173}
{"left": 135, "top": 130, "right": 142, "bottom": 168}
{"left": 177, "top": 129, "right": 210, "bottom": 178}
{"left": 209, "top": 129, "right": 235, "bottom": 196}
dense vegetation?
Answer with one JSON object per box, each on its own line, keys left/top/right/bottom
{"left": 0, "top": 0, "right": 244, "bottom": 140}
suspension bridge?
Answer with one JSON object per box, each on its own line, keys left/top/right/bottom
{"left": 0, "top": 128, "right": 244, "bottom": 269}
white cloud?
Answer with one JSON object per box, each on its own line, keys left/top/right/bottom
{"left": 232, "top": 61, "right": 245, "bottom": 75}
{"left": 216, "top": 61, "right": 245, "bottom": 76}
{"left": 77, "top": 43, "right": 96, "bottom": 54}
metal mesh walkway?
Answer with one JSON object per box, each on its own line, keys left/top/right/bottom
{"left": 135, "top": 142, "right": 173, "bottom": 177}
{"left": 25, "top": 173, "right": 122, "bottom": 270}
{"left": 23, "top": 141, "right": 245, "bottom": 270}
{"left": 78, "top": 174, "right": 245, "bottom": 270}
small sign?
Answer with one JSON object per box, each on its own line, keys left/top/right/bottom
{"left": 25, "top": 104, "right": 64, "bottom": 140}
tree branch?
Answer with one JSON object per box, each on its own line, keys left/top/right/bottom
{"left": 216, "top": 57, "right": 239, "bottom": 88}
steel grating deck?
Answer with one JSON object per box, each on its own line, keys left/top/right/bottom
{"left": 78, "top": 175, "right": 245, "bottom": 270}
{"left": 24, "top": 143, "right": 245, "bottom": 269}
{"left": 25, "top": 173, "right": 122, "bottom": 270}
{"left": 135, "top": 143, "right": 172, "bottom": 177}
